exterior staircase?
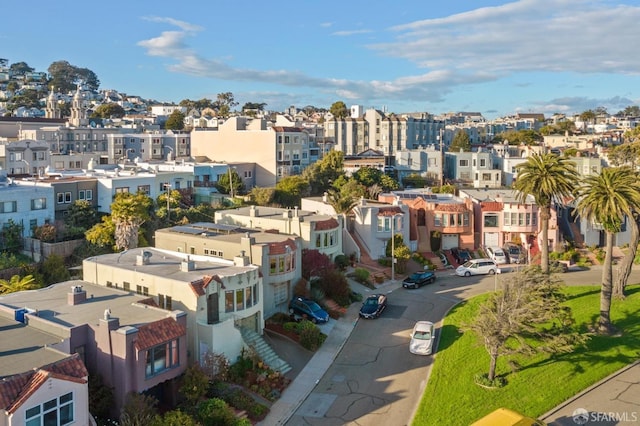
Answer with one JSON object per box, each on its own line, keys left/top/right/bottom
{"left": 240, "top": 328, "right": 292, "bottom": 375}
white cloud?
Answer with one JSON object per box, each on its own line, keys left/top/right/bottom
{"left": 330, "top": 29, "right": 372, "bottom": 36}
{"left": 138, "top": 3, "right": 640, "bottom": 112}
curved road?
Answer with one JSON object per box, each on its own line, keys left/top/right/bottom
{"left": 285, "top": 265, "right": 640, "bottom": 426}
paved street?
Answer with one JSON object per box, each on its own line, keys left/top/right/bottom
{"left": 275, "top": 265, "right": 640, "bottom": 426}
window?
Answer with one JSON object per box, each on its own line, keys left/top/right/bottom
{"left": 106, "top": 281, "right": 113, "bottom": 288}
{"left": 115, "top": 187, "right": 129, "bottom": 194}
{"left": 244, "top": 170, "right": 252, "bottom": 178}
{"left": 0, "top": 201, "right": 17, "bottom": 213}
{"left": 236, "top": 289, "right": 244, "bottom": 310}
{"left": 78, "top": 190, "right": 85, "bottom": 200}
{"left": 65, "top": 192, "right": 72, "bottom": 203}
{"left": 137, "top": 185, "right": 150, "bottom": 194}
{"left": 484, "top": 214, "right": 498, "bottom": 227}
{"left": 377, "top": 216, "right": 391, "bottom": 232}
{"left": 434, "top": 214, "right": 441, "bottom": 227}
{"left": 459, "top": 160, "right": 469, "bottom": 167}
{"left": 225, "top": 290, "right": 234, "bottom": 313}
{"left": 158, "top": 294, "right": 172, "bottom": 310}
{"left": 123, "top": 281, "right": 130, "bottom": 291}
{"left": 136, "top": 285, "right": 148, "bottom": 296}
{"left": 480, "top": 159, "right": 486, "bottom": 167}
{"left": 25, "top": 392, "right": 74, "bottom": 426}
{"left": 31, "top": 198, "right": 46, "bottom": 210}
{"left": 145, "top": 340, "right": 179, "bottom": 378}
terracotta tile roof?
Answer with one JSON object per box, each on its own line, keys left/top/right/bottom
{"left": 315, "top": 218, "right": 339, "bottom": 231}
{"left": 435, "top": 203, "right": 468, "bottom": 212}
{"left": 268, "top": 238, "right": 298, "bottom": 255}
{"left": 377, "top": 206, "right": 404, "bottom": 216}
{"left": 0, "top": 355, "right": 88, "bottom": 413}
{"left": 134, "top": 317, "right": 186, "bottom": 351}
{"left": 480, "top": 202, "right": 503, "bottom": 211}
{"left": 189, "top": 280, "right": 205, "bottom": 296}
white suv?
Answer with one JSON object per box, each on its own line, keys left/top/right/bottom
{"left": 455, "top": 259, "right": 498, "bottom": 276}
{"left": 486, "top": 247, "right": 507, "bottom": 264}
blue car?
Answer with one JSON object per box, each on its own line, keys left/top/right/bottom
{"left": 359, "top": 294, "right": 387, "bottom": 319}
{"left": 288, "top": 297, "right": 329, "bottom": 323}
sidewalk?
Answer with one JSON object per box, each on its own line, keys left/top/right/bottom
{"left": 258, "top": 278, "right": 395, "bottom": 425}
{"left": 541, "top": 360, "right": 640, "bottom": 425}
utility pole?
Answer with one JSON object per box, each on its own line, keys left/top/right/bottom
{"left": 164, "top": 183, "right": 171, "bottom": 221}
{"left": 439, "top": 126, "right": 445, "bottom": 187}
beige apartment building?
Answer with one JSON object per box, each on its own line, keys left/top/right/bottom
{"left": 190, "top": 117, "right": 311, "bottom": 188}
{"left": 215, "top": 205, "right": 343, "bottom": 261}
{"left": 154, "top": 224, "right": 302, "bottom": 319}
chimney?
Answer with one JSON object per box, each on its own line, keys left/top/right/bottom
{"left": 322, "top": 192, "right": 328, "bottom": 203}
{"left": 294, "top": 206, "right": 298, "bottom": 217}
{"left": 283, "top": 209, "right": 292, "bottom": 218}
{"left": 181, "top": 255, "right": 195, "bottom": 272}
{"left": 136, "top": 250, "right": 152, "bottom": 266}
{"left": 234, "top": 250, "right": 250, "bottom": 267}
{"left": 68, "top": 285, "right": 87, "bottom": 305}
{"left": 250, "top": 205, "right": 259, "bottom": 217}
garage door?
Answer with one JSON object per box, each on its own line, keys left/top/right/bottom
{"left": 442, "top": 234, "right": 459, "bottom": 250}
{"left": 484, "top": 232, "right": 499, "bottom": 247}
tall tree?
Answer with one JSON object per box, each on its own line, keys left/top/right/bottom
{"left": 215, "top": 169, "right": 245, "bottom": 196}
{"left": 48, "top": 60, "right": 100, "bottom": 92}
{"left": 576, "top": 167, "right": 640, "bottom": 333}
{"left": 514, "top": 153, "right": 578, "bottom": 273}
{"left": 615, "top": 212, "right": 640, "bottom": 297}
{"left": 111, "top": 192, "right": 153, "bottom": 251}
{"left": 9, "top": 61, "right": 34, "bottom": 76}
{"left": 449, "top": 130, "right": 472, "bottom": 152}
{"left": 465, "top": 267, "right": 586, "bottom": 382}
{"left": 274, "top": 175, "right": 310, "bottom": 207}
{"left": 92, "top": 103, "right": 125, "bottom": 119}
{"left": 164, "top": 110, "right": 185, "bottom": 130}
{"left": 329, "top": 101, "right": 348, "bottom": 119}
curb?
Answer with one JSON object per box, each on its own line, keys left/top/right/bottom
{"left": 540, "top": 359, "right": 640, "bottom": 421}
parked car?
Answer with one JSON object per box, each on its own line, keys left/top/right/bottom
{"left": 288, "top": 297, "right": 329, "bottom": 323}
{"left": 486, "top": 247, "right": 508, "bottom": 264}
{"left": 503, "top": 243, "right": 526, "bottom": 264}
{"left": 402, "top": 270, "right": 436, "bottom": 289}
{"left": 450, "top": 247, "right": 471, "bottom": 264}
{"left": 455, "top": 259, "right": 498, "bottom": 277}
{"left": 409, "top": 321, "right": 435, "bottom": 355}
{"left": 359, "top": 294, "right": 387, "bottom": 319}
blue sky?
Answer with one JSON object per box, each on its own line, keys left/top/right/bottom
{"left": 2, "top": 0, "right": 639, "bottom": 119}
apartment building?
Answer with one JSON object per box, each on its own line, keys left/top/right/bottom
{"left": 190, "top": 117, "right": 311, "bottom": 187}
{"left": 0, "top": 171, "right": 54, "bottom": 238}
{"left": 154, "top": 224, "right": 302, "bottom": 319}
{"left": 0, "top": 282, "right": 187, "bottom": 415}
{"left": 83, "top": 248, "right": 262, "bottom": 367}
{"left": 215, "top": 205, "right": 343, "bottom": 260}
{"left": 445, "top": 148, "right": 503, "bottom": 188}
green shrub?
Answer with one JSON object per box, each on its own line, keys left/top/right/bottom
{"left": 299, "top": 326, "right": 326, "bottom": 351}
{"left": 267, "top": 312, "right": 291, "bottom": 324}
{"left": 378, "top": 258, "right": 391, "bottom": 267}
{"left": 334, "top": 254, "right": 349, "bottom": 270}
{"left": 353, "top": 267, "right": 370, "bottom": 284}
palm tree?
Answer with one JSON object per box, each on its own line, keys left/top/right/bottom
{"left": 514, "top": 153, "right": 579, "bottom": 273}
{"left": 576, "top": 167, "right": 640, "bottom": 333}
{"left": 0, "top": 274, "right": 38, "bottom": 294}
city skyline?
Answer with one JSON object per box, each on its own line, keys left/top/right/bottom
{"left": 2, "top": 0, "right": 640, "bottom": 119}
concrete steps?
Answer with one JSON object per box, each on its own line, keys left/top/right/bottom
{"left": 240, "top": 328, "right": 292, "bottom": 376}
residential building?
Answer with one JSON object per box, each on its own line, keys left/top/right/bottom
{"left": 0, "top": 171, "right": 54, "bottom": 238}
{"left": 459, "top": 188, "right": 557, "bottom": 259}
{"left": 445, "top": 148, "right": 502, "bottom": 188}
{"left": 394, "top": 146, "right": 443, "bottom": 185}
{"left": 379, "top": 189, "right": 474, "bottom": 252}
{"left": 21, "top": 176, "right": 98, "bottom": 221}
{"left": 82, "top": 248, "right": 262, "bottom": 367}
{"left": 348, "top": 197, "right": 410, "bottom": 259}
{"left": 0, "top": 329, "right": 90, "bottom": 426}
{"left": 0, "top": 282, "right": 188, "bottom": 415}
{"left": 190, "top": 117, "right": 311, "bottom": 187}
{"left": 215, "top": 205, "right": 343, "bottom": 260}
{"left": 342, "top": 149, "right": 386, "bottom": 176}
{"left": 154, "top": 224, "right": 302, "bottom": 319}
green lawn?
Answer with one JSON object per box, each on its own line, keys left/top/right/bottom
{"left": 413, "top": 285, "right": 640, "bottom": 426}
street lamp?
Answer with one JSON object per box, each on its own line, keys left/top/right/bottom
{"left": 228, "top": 165, "right": 236, "bottom": 199}
{"left": 390, "top": 213, "right": 403, "bottom": 282}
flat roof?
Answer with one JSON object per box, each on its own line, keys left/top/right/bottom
{"left": 157, "top": 226, "right": 295, "bottom": 245}
{"left": 0, "top": 281, "right": 172, "bottom": 329}
{"left": 0, "top": 316, "right": 69, "bottom": 377}
{"left": 219, "top": 206, "right": 332, "bottom": 223}
{"left": 86, "top": 247, "right": 258, "bottom": 281}
{"left": 459, "top": 188, "right": 533, "bottom": 204}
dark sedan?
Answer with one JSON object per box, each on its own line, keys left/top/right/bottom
{"left": 359, "top": 294, "right": 387, "bottom": 319}
{"left": 402, "top": 270, "right": 436, "bottom": 289}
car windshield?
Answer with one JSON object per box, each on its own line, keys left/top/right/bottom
{"left": 410, "top": 273, "right": 423, "bottom": 280}
{"left": 308, "top": 301, "right": 323, "bottom": 312}
{"left": 365, "top": 298, "right": 378, "bottom": 306}
{"left": 413, "top": 330, "right": 431, "bottom": 340}
{"left": 462, "top": 261, "right": 474, "bottom": 267}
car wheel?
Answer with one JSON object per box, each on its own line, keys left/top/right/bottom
{"left": 488, "top": 269, "right": 496, "bottom": 275}
{"left": 429, "top": 277, "right": 435, "bottom": 284}
{"left": 464, "top": 271, "right": 471, "bottom": 277}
